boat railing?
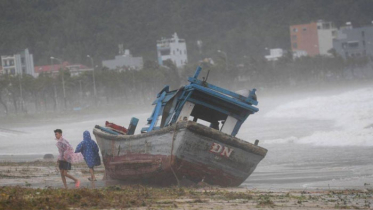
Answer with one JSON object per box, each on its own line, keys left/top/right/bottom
{"left": 188, "top": 66, "right": 258, "bottom": 106}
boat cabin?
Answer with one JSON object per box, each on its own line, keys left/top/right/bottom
{"left": 141, "top": 67, "right": 259, "bottom": 137}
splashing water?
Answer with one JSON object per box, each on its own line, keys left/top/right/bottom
{"left": 265, "top": 88, "right": 373, "bottom": 146}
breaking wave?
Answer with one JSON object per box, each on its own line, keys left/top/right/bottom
{"left": 265, "top": 88, "right": 373, "bottom": 146}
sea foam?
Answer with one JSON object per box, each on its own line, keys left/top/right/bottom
{"left": 265, "top": 88, "right": 373, "bottom": 146}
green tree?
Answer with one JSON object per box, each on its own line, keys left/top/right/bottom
{"left": 0, "top": 76, "right": 9, "bottom": 115}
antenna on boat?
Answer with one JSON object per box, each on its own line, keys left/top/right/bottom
{"left": 203, "top": 70, "right": 210, "bottom": 82}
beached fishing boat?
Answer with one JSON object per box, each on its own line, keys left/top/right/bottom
{"left": 93, "top": 67, "right": 267, "bottom": 187}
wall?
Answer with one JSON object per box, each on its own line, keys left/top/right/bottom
{"left": 102, "top": 53, "right": 143, "bottom": 70}
{"left": 317, "top": 22, "right": 337, "bottom": 56}
{"left": 290, "top": 22, "right": 319, "bottom": 56}
{"left": 157, "top": 33, "right": 188, "bottom": 68}
{"left": 333, "top": 25, "right": 373, "bottom": 59}
{"left": 0, "top": 49, "right": 34, "bottom": 76}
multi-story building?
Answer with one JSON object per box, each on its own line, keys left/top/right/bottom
{"left": 1, "top": 55, "right": 16, "bottom": 75}
{"left": 157, "top": 33, "right": 188, "bottom": 68}
{"left": 333, "top": 23, "right": 373, "bottom": 59}
{"left": 102, "top": 47, "right": 143, "bottom": 70}
{"left": 1, "top": 49, "right": 35, "bottom": 76}
{"left": 290, "top": 20, "right": 337, "bottom": 58}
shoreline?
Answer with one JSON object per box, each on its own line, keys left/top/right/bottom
{"left": 0, "top": 154, "right": 58, "bottom": 162}
{"left": 0, "top": 161, "right": 372, "bottom": 209}
{"left": 1, "top": 159, "right": 372, "bottom": 190}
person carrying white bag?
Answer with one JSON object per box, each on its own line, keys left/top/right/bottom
{"left": 54, "top": 129, "right": 84, "bottom": 189}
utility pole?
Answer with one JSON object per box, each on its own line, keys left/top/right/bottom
{"left": 87, "top": 55, "right": 97, "bottom": 105}
{"left": 18, "top": 74, "right": 24, "bottom": 112}
{"left": 51, "top": 57, "right": 67, "bottom": 109}
{"left": 53, "top": 85, "right": 57, "bottom": 111}
{"left": 79, "top": 80, "right": 82, "bottom": 106}
{"left": 51, "top": 58, "right": 57, "bottom": 111}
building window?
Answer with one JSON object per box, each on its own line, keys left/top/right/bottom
{"left": 160, "top": 49, "right": 171, "bottom": 56}
{"left": 291, "top": 35, "right": 297, "bottom": 40}
{"left": 322, "top": 23, "right": 330, "bottom": 29}
{"left": 317, "top": 25, "right": 321, "bottom": 29}
{"left": 292, "top": 28, "right": 298, "bottom": 32}
{"left": 347, "top": 41, "right": 359, "bottom": 48}
{"left": 363, "top": 40, "right": 366, "bottom": 47}
{"left": 292, "top": 42, "right": 298, "bottom": 49}
{"left": 362, "top": 31, "right": 365, "bottom": 38}
{"left": 342, "top": 43, "right": 347, "bottom": 49}
{"left": 10, "top": 68, "right": 15, "bottom": 75}
{"left": 303, "top": 27, "right": 307, "bottom": 31}
{"left": 332, "top": 31, "right": 337, "bottom": 36}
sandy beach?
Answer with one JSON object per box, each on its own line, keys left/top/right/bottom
{"left": 0, "top": 160, "right": 372, "bottom": 209}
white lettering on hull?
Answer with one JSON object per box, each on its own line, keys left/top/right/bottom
{"left": 209, "top": 142, "right": 234, "bottom": 158}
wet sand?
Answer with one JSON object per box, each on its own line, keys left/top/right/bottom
{"left": 0, "top": 161, "right": 104, "bottom": 189}
{"left": 0, "top": 160, "right": 372, "bottom": 209}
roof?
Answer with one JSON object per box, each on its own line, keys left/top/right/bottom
{"left": 34, "top": 62, "right": 70, "bottom": 73}
{"left": 34, "top": 62, "right": 90, "bottom": 73}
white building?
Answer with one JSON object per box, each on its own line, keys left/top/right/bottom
{"left": 316, "top": 20, "right": 338, "bottom": 56}
{"left": 157, "top": 33, "right": 188, "bottom": 68}
{"left": 265, "top": 48, "right": 284, "bottom": 61}
{"left": 102, "top": 48, "right": 143, "bottom": 70}
{"left": 1, "top": 49, "right": 35, "bottom": 76}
